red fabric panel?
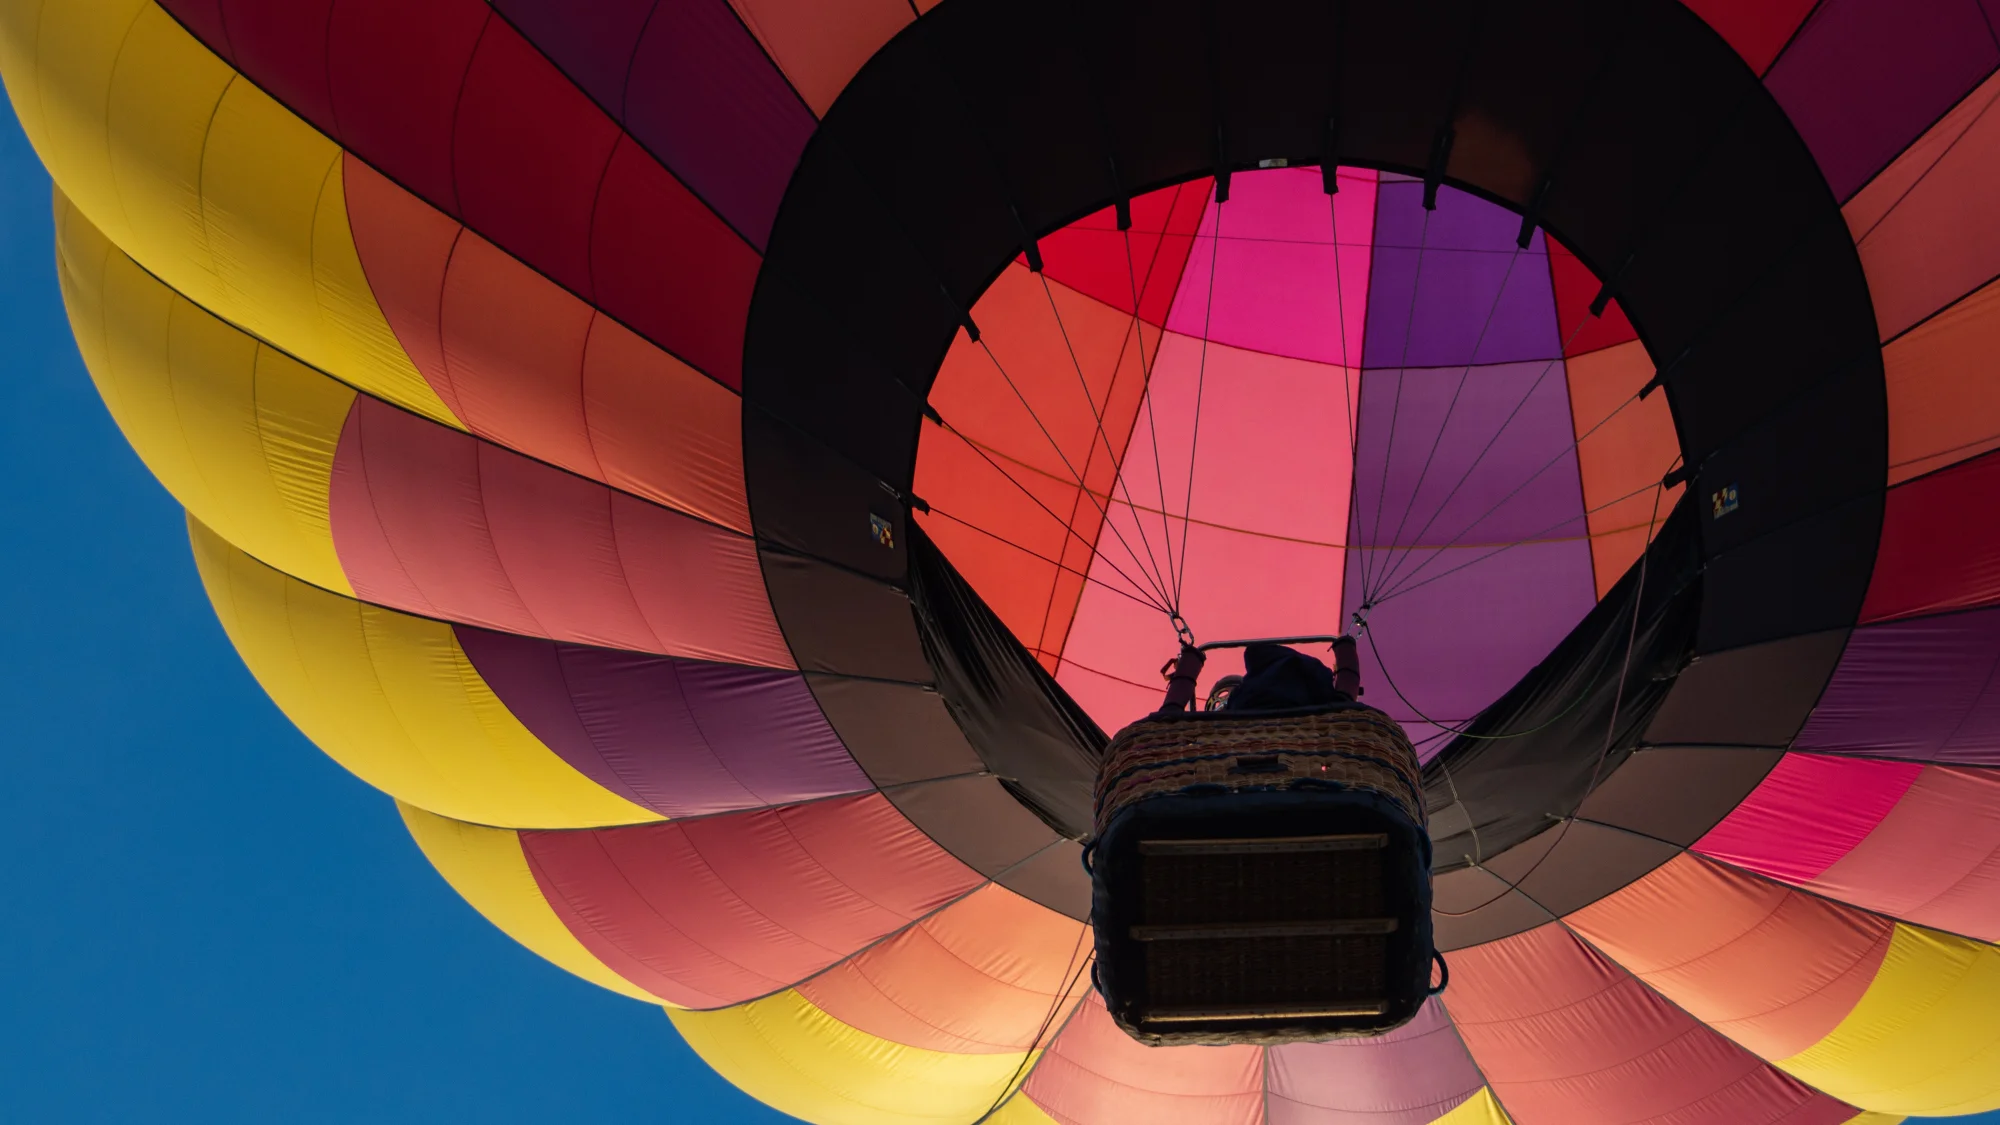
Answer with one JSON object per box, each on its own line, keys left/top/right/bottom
{"left": 1862, "top": 448, "right": 2000, "bottom": 622}
{"left": 1034, "top": 180, "right": 1210, "bottom": 327}
{"left": 521, "top": 794, "right": 981, "bottom": 1009}
{"left": 450, "top": 21, "right": 620, "bottom": 299}
{"left": 794, "top": 884, "right": 1089, "bottom": 1053}
{"left": 1807, "top": 765, "right": 2000, "bottom": 940}
{"left": 155, "top": 0, "right": 236, "bottom": 69}
{"left": 1446, "top": 923, "right": 1861, "bottom": 1125}
{"left": 1694, "top": 753, "right": 1923, "bottom": 883}
{"left": 1566, "top": 854, "right": 1892, "bottom": 1059}
{"left": 328, "top": 397, "right": 790, "bottom": 667}
{"left": 1681, "top": 0, "right": 1820, "bottom": 74}
{"left": 178, "top": 0, "right": 756, "bottom": 389}
{"left": 1547, "top": 237, "right": 1637, "bottom": 356}
{"left": 345, "top": 158, "right": 752, "bottom": 530}
{"left": 1022, "top": 995, "right": 1264, "bottom": 1125}
{"left": 588, "top": 136, "right": 758, "bottom": 390}
{"left": 326, "top": 0, "right": 489, "bottom": 209}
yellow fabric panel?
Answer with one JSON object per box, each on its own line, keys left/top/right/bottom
{"left": 669, "top": 991, "right": 1034, "bottom": 1125}
{"left": 0, "top": 0, "right": 455, "bottom": 426}
{"left": 397, "top": 803, "right": 664, "bottom": 1005}
{"left": 1775, "top": 924, "right": 2000, "bottom": 1117}
{"left": 1840, "top": 1115, "right": 1904, "bottom": 1125}
{"left": 1433, "top": 1089, "right": 1513, "bottom": 1125}
{"left": 191, "top": 517, "right": 659, "bottom": 830}
{"left": 57, "top": 193, "right": 355, "bottom": 593}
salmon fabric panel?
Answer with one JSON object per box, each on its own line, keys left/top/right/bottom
{"left": 1567, "top": 854, "right": 1893, "bottom": 1059}
{"left": 1021, "top": 996, "right": 1264, "bottom": 1125}
{"left": 520, "top": 794, "right": 981, "bottom": 1009}
{"left": 328, "top": 397, "right": 790, "bottom": 667}
{"left": 1446, "top": 923, "right": 1863, "bottom": 1125}
{"left": 795, "top": 884, "right": 1090, "bottom": 1053}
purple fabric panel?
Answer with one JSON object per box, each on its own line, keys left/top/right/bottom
{"left": 1346, "top": 359, "right": 1588, "bottom": 550}
{"left": 623, "top": 0, "right": 815, "bottom": 248}
{"left": 454, "top": 626, "right": 871, "bottom": 816}
{"left": 1792, "top": 606, "right": 2000, "bottom": 764}
{"left": 492, "top": 0, "right": 815, "bottom": 248}
{"left": 490, "top": 0, "right": 656, "bottom": 113}
{"left": 1361, "top": 181, "right": 1561, "bottom": 368}
{"left": 1341, "top": 357, "right": 1595, "bottom": 754}
{"left": 1764, "top": 0, "right": 2000, "bottom": 201}
{"left": 1343, "top": 539, "right": 1598, "bottom": 758}
{"left": 1267, "top": 999, "right": 1484, "bottom": 1125}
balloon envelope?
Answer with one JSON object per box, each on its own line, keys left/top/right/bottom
{"left": 8, "top": 0, "right": 2000, "bottom": 1122}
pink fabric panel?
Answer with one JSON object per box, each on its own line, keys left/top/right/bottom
{"left": 520, "top": 793, "right": 980, "bottom": 1008}
{"left": 1022, "top": 995, "right": 1264, "bottom": 1125}
{"left": 1805, "top": 765, "right": 2000, "bottom": 940}
{"left": 1694, "top": 753, "right": 1924, "bottom": 883}
{"left": 1445, "top": 924, "right": 1860, "bottom": 1125}
{"left": 1163, "top": 168, "right": 1376, "bottom": 367}
{"left": 328, "top": 397, "right": 791, "bottom": 667}
{"left": 1266, "top": 999, "right": 1485, "bottom": 1125}
{"left": 1054, "top": 333, "right": 1358, "bottom": 730}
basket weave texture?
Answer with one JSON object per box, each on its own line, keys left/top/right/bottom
{"left": 1093, "top": 707, "right": 1424, "bottom": 838}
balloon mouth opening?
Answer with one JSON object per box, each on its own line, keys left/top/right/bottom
{"left": 910, "top": 164, "right": 1680, "bottom": 755}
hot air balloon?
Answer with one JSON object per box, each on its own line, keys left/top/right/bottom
{"left": 8, "top": 0, "right": 2000, "bottom": 1120}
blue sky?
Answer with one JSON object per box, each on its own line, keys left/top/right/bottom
{"left": 0, "top": 104, "right": 790, "bottom": 1124}
{"left": 0, "top": 85, "right": 1995, "bottom": 1125}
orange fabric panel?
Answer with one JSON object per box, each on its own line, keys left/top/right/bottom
{"left": 917, "top": 266, "right": 1163, "bottom": 665}
{"left": 1563, "top": 340, "right": 1681, "bottom": 596}
{"left": 1846, "top": 69, "right": 2000, "bottom": 341}
{"left": 1021, "top": 996, "right": 1264, "bottom": 1125}
{"left": 1566, "top": 853, "right": 1894, "bottom": 1060}
{"left": 725, "top": 0, "right": 912, "bottom": 114}
{"left": 1881, "top": 274, "right": 2000, "bottom": 485}
{"left": 344, "top": 155, "right": 749, "bottom": 532}
{"left": 794, "top": 884, "right": 1091, "bottom": 1054}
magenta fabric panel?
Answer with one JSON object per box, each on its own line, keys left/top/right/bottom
{"left": 157, "top": 0, "right": 758, "bottom": 388}
{"left": 520, "top": 794, "right": 982, "bottom": 1008}
{"left": 1341, "top": 356, "right": 1597, "bottom": 753}
{"left": 1266, "top": 1000, "right": 1484, "bottom": 1125}
{"left": 1361, "top": 180, "right": 1561, "bottom": 368}
{"left": 1764, "top": 0, "right": 2000, "bottom": 201}
{"left": 1793, "top": 607, "right": 2000, "bottom": 765}
{"left": 1693, "top": 753, "right": 1924, "bottom": 884}
{"left": 1445, "top": 924, "right": 1861, "bottom": 1125}
{"left": 328, "top": 397, "right": 792, "bottom": 667}
{"left": 456, "top": 626, "right": 868, "bottom": 817}
{"left": 1806, "top": 765, "right": 2000, "bottom": 940}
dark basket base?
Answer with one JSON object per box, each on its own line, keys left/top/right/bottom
{"left": 1090, "top": 787, "right": 1434, "bottom": 1046}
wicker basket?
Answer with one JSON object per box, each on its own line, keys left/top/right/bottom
{"left": 1089, "top": 704, "right": 1432, "bottom": 1046}
{"left": 1094, "top": 706, "right": 1424, "bottom": 835}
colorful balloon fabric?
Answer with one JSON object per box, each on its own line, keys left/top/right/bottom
{"left": 10, "top": 0, "right": 2000, "bottom": 1121}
